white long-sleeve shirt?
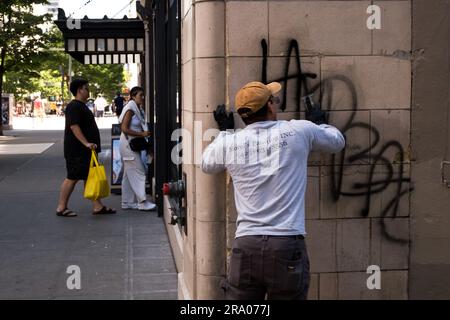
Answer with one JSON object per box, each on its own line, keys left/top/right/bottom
{"left": 202, "top": 119, "right": 345, "bottom": 238}
{"left": 94, "top": 97, "right": 107, "bottom": 111}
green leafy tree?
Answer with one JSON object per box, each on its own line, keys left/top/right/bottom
{"left": 38, "top": 28, "right": 126, "bottom": 102}
{"left": 1, "top": 6, "right": 126, "bottom": 135}
{"left": 0, "top": 0, "right": 52, "bottom": 134}
{"left": 3, "top": 68, "right": 38, "bottom": 97}
{"left": 2, "top": 28, "right": 64, "bottom": 100}
{"left": 12, "top": 26, "right": 125, "bottom": 104}
{"left": 71, "top": 62, "right": 125, "bottom": 102}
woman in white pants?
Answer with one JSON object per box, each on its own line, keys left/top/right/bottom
{"left": 118, "top": 86, "right": 156, "bottom": 211}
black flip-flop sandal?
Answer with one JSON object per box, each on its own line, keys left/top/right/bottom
{"left": 56, "top": 208, "right": 77, "bottom": 217}
{"left": 93, "top": 206, "right": 116, "bottom": 215}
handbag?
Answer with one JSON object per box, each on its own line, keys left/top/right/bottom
{"left": 84, "top": 150, "right": 110, "bottom": 200}
{"left": 129, "top": 136, "right": 152, "bottom": 152}
{"left": 120, "top": 102, "right": 152, "bottom": 152}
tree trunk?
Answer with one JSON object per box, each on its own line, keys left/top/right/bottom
{"left": 0, "top": 47, "right": 5, "bottom": 136}
{"left": 0, "top": 12, "right": 11, "bottom": 136}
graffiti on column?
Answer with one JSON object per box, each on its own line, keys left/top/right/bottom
{"left": 1, "top": 97, "right": 10, "bottom": 125}
{"left": 260, "top": 39, "right": 414, "bottom": 243}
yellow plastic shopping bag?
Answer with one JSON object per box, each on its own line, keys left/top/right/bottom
{"left": 84, "top": 150, "right": 110, "bottom": 200}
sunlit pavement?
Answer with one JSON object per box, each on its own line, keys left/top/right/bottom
{"left": 11, "top": 114, "right": 119, "bottom": 131}
{"left": 0, "top": 125, "right": 177, "bottom": 300}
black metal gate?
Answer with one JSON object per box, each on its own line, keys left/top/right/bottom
{"left": 152, "top": 0, "right": 182, "bottom": 217}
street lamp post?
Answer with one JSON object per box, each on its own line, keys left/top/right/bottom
{"left": 68, "top": 55, "right": 72, "bottom": 99}
{"left": 59, "top": 65, "right": 65, "bottom": 105}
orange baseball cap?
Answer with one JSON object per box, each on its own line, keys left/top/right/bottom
{"left": 235, "top": 81, "right": 282, "bottom": 118}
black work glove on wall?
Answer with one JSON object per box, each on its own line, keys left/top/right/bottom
{"left": 304, "top": 96, "right": 328, "bottom": 125}
{"left": 213, "top": 104, "right": 235, "bottom": 131}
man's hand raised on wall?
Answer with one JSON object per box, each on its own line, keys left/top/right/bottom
{"left": 213, "top": 104, "right": 235, "bottom": 131}
{"left": 304, "top": 95, "right": 328, "bottom": 125}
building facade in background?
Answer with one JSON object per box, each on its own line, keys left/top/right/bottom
{"left": 47, "top": 0, "right": 60, "bottom": 19}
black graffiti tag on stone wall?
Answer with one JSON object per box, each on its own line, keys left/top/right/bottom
{"left": 260, "top": 39, "right": 413, "bottom": 243}
{"left": 1, "top": 98, "right": 10, "bottom": 126}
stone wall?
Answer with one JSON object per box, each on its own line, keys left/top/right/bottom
{"left": 410, "top": 0, "right": 450, "bottom": 299}
{"left": 180, "top": 0, "right": 413, "bottom": 299}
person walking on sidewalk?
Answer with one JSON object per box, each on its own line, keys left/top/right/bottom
{"left": 94, "top": 94, "right": 107, "bottom": 117}
{"left": 202, "top": 81, "right": 346, "bottom": 300}
{"left": 33, "top": 96, "right": 45, "bottom": 119}
{"left": 118, "top": 86, "right": 156, "bottom": 211}
{"left": 56, "top": 79, "right": 116, "bottom": 217}
{"left": 113, "top": 91, "right": 125, "bottom": 117}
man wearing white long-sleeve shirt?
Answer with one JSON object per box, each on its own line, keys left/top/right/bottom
{"left": 202, "top": 81, "right": 345, "bottom": 300}
{"left": 94, "top": 94, "right": 107, "bottom": 117}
